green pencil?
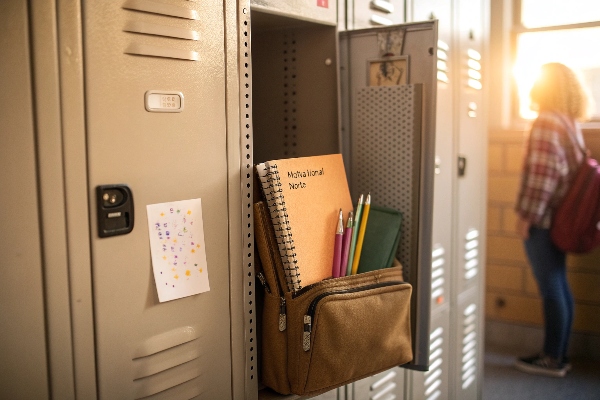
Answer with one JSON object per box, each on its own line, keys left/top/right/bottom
{"left": 346, "top": 194, "right": 364, "bottom": 276}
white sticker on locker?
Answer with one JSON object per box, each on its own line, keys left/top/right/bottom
{"left": 145, "top": 90, "right": 184, "bottom": 113}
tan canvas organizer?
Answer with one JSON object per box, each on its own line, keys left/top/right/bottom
{"left": 254, "top": 201, "right": 413, "bottom": 397}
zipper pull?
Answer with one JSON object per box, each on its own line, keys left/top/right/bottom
{"left": 303, "top": 315, "right": 311, "bottom": 351}
{"left": 257, "top": 272, "right": 271, "bottom": 293}
{"left": 279, "top": 297, "right": 287, "bottom": 332}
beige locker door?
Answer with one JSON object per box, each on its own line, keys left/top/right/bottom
{"left": 455, "top": 0, "right": 486, "bottom": 295}
{"left": 83, "top": 2, "right": 234, "bottom": 398}
{"left": 0, "top": 1, "right": 49, "bottom": 398}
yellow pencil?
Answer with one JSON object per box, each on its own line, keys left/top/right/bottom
{"left": 351, "top": 193, "right": 371, "bottom": 275}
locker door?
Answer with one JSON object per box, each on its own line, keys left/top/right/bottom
{"left": 0, "top": 1, "right": 49, "bottom": 397}
{"left": 411, "top": 0, "right": 455, "bottom": 315}
{"left": 340, "top": 21, "right": 437, "bottom": 371}
{"left": 454, "top": 0, "right": 485, "bottom": 295}
{"left": 84, "top": 2, "right": 235, "bottom": 398}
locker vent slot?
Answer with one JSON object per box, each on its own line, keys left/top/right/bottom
{"left": 353, "top": 85, "right": 420, "bottom": 278}
{"left": 463, "top": 229, "right": 479, "bottom": 281}
{"left": 431, "top": 245, "right": 445, "bottom": 304}
{"left": 369, "top": 369, "right": 398, "bottom": 399}
{"left": 466, "top": 48, "right": 482, "bottom": 90}
{"left": 132, "top": 327, "right": 204, "bottom": 399}
{"left": 124, "top": 21, "right": 200, "bottom": 40}
{"left": 123, "top": 0, "right": 199, "bottom": 20}
{"left": 461, "top": 303, "right": 478, "bottom": 390}
{"left": 240, "top": 4, "right": 257, "bottom": 388}
{"left": 123, "top": 1, "right": 200, "bottom": 60}
{"left": 282, "top": 32, "right": 298, "bottom": 157}
{"left": 424, "top": 326, "right": 444, "bottom": 400}
{"left": 436, "top": 40, "right": 449, "bottom": 83}
{"left": 370, "top": 14, "right": 393, "bottom": 26}
{"left": 125, "top": 43, "right": 199, "bottom": 60}
{"left": 371, "top": 0, "right": 395, "bottom": 14}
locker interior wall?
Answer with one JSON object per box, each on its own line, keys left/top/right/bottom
{"left": 251, "top": 11, "right": 339, "bottom": 163}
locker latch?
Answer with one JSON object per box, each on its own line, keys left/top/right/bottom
{"left": 96, "top": 184, "right": 134, "bottom": 238}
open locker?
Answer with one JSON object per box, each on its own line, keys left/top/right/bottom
{"left": 250, "top": 1, "right": 437, "bottom": 397}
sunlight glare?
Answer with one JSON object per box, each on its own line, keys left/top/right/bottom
{"left": 513, "top": 27, "right": 600, "bottom": 120}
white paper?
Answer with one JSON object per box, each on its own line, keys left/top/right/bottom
{"left": 146, "top": 198, "right": 210, "bottom": 302}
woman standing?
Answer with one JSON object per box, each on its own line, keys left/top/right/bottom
{"left": 514, "top": 63, "right": 591, "bottom": 377}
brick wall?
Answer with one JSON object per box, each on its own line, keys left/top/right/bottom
{"left": 486, "top": 128, "right": 600, "bottom": 335}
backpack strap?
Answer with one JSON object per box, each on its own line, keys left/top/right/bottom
{"left": 554, "top": 111, "right": 587, "bottom": 158}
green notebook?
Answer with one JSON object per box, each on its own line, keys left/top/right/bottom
{"left": 356, "top": 205, "right": 403, "bottom": 274}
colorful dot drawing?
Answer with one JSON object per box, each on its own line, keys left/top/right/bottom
{"left": 146, "top": 198, "right": 210, "bottom": 303}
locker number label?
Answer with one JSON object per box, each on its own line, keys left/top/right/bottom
{"left": 145, "top": 91, "right": 184, "bottom": 113}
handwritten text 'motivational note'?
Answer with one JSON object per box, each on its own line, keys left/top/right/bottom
{"left": 146, "top": 198, "right": 210, "bottom": 302}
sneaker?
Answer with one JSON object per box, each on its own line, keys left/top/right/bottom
{"left": 562, "top": 356, "right": 572, "bottom": 372}
{"left": 514, "top": 354, "right": 567, "bottom": 378}
{"left": 518, "top": 354, "right": 572, "bottom": 372}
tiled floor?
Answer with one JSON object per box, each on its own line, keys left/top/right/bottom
{"left": 483, "top": 349, "right": 600, "bottom": 400}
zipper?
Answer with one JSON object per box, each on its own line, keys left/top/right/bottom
{"left": 302, "top": 281, "right": 404, "bottom": 351}
{"left": 279, "top": 297, "right": 287, "bottom": 331}
{"left": 256, "top": 272, "right": 270, "bottom": 294}
{"left": 292, "top": 280, "right": 322, "bottom": 299}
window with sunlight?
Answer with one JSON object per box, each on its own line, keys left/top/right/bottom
{"left": 513, "top": 0, "right": 600, "bottom": 121}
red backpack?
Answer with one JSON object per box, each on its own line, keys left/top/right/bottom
{"left": 550, "top": 154, "right": 600, "bottom": 253}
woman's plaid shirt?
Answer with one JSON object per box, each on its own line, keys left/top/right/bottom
{"left": 515, "top": 111, "right": 584, "bottom": 229}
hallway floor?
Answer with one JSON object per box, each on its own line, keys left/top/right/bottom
{"left": 483, "top": 348, "right": 600, "bottom": 400}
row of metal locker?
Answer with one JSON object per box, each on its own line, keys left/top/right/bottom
{"left": 0, "top": 0, "right": 487, "bottom": 398}
{"left": 251, "top": 0, "right": 488, "bottom": 399}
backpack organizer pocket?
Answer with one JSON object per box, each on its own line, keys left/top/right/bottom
{"left": 254, "top": 201, "right": 413, "bottom": 397}
{"left": 285, "top": 270, "right": 412, "bottom": 396}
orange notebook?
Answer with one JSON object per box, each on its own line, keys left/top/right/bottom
{"left": 256, "top": 154, "right": 354, "bottom": 291}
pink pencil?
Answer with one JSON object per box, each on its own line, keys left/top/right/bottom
{"left": 339, "top": 211, "right": 354, "bottom": 277}
{"left": 332, "top": 209, "right": 344, "bottom": 278}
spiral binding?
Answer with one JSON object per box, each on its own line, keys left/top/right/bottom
{"left": 256, "top": 162, "right": 302, "bottom": 292}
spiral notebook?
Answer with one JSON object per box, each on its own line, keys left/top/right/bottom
{"left": 256, "top": 154, "right": 354, "bottom": 291}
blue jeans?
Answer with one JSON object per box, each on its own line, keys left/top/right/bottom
{"left": 524, "top": 227, "right": 574, "bottom": 360}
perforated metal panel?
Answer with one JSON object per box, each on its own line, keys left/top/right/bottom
{"left": 239, "top": 2, "right": 259, "bottom": 397}
{"left": 351, "top": 84, "right": 422, "bottom": 275}
{"left": 252, "top": 13, "right": 339, "bottom": 163}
